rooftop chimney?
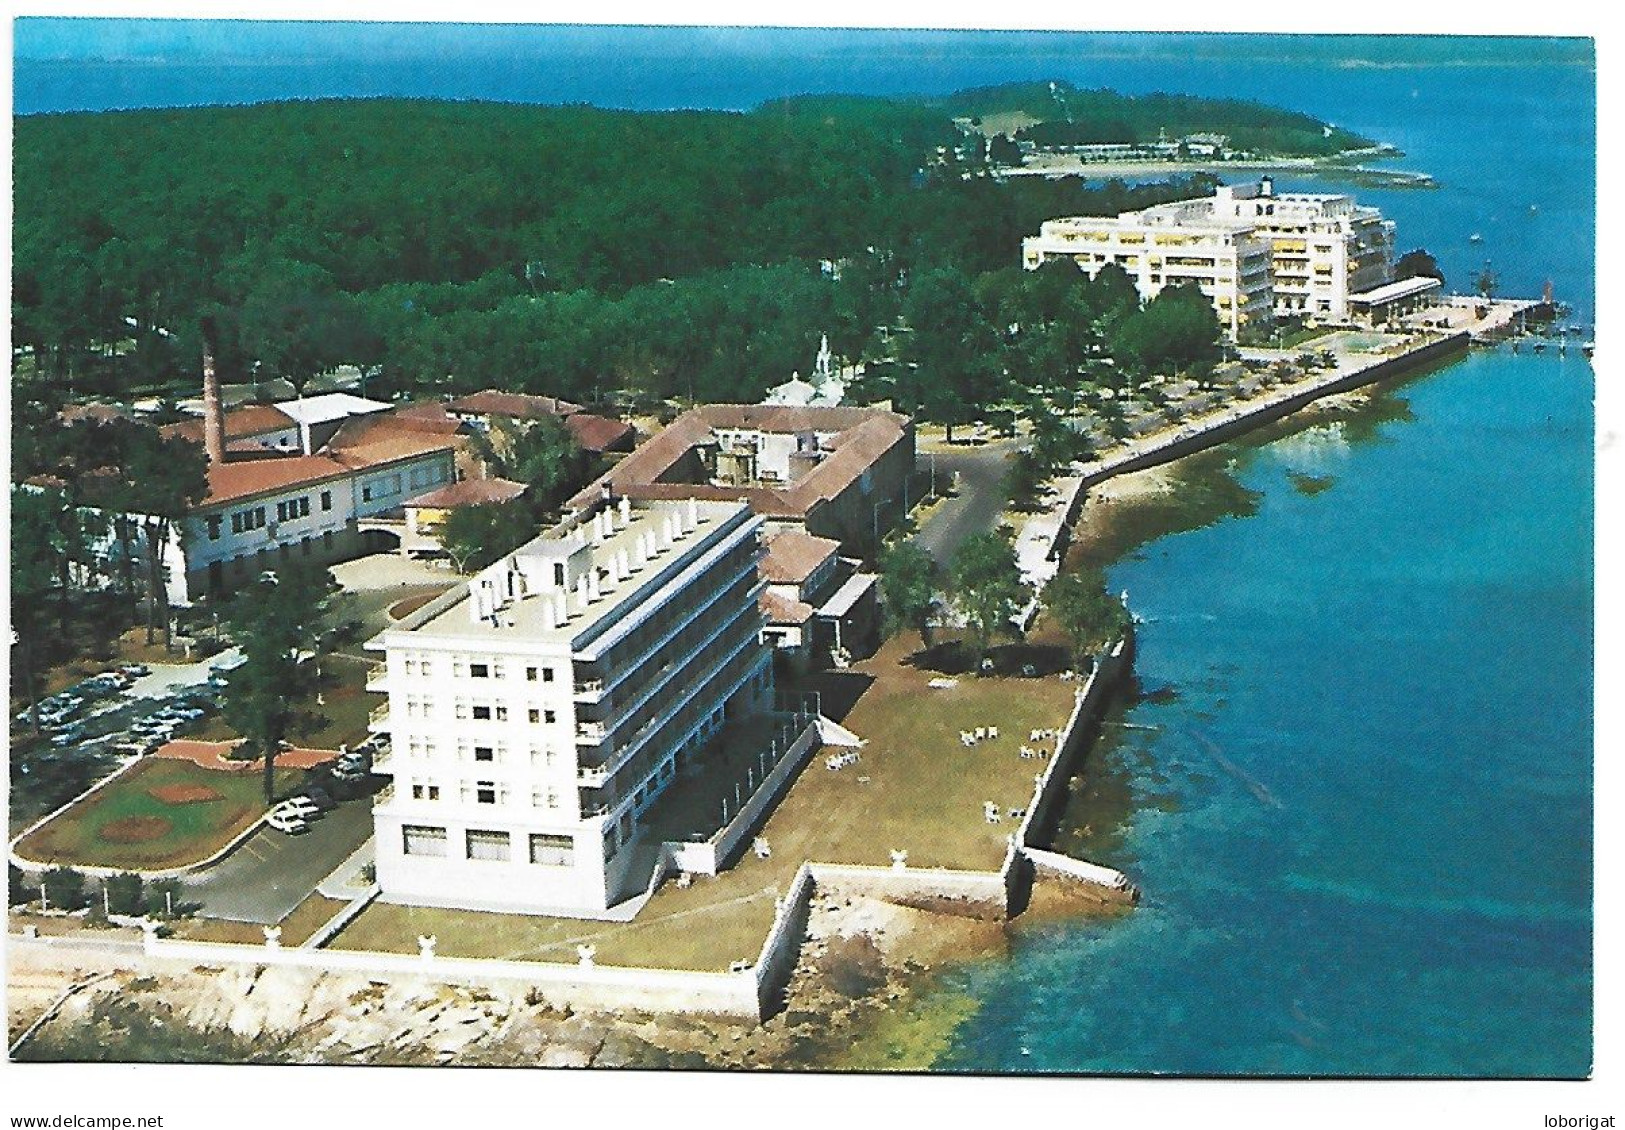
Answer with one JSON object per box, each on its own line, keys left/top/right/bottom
{"left": 200, "top": 326, "right": 226, "bottom": 466}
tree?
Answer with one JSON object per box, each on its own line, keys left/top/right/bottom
{"left": 1044, "top": 568, "right": 1128, "bottom": 669}
{"left": 439, "top": 499, "right": 535, "bottom": 574}
{"left": 11, "top": 487, "right": 66, "bottom": 731}
{"left": 9, "top": 864, "right": 31, "bottom": 907}
{"left": 1395, "top": 248, "right": 1445, "bottom": 286}
{"left": 949, "top": 531, "right": 1029, "bottom": 669}
{"left": 986, "top": 133, "right": 1023, "bottom": 167}
{"left": 1109, "top": 283, "right": 1223, "bottom": 381}
{"left": 103, "top": 872, "right": 144, "bottom": 916}
{"left": 879, "top": 540, "right": 938, "bottom": 648}
{"left": 118, "top": 426, "right": 211, "bottom": 648}
{"left": 1474, "top": 263, "right": 1500, "bottom": 300}
{"left": 218, "top": 563, "right": 337, "bottom": 805}
{"left": 899, "top": 267, "right": 1004, "bottom": 442}
{"left": 41, "top": 867, "right": 89, "bottom": 911}
{"left": 484, "top": 415, "right": 593, "bottom": 515}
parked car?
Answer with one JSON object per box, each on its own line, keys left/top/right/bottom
{"left": 275, "top": 797, "right": 322, "bottom": 820}
{"left": 297, "top": 787, "right": 338, "bottom": 812}
{"left": 50, "top": 727, "right": 86, "bottom": 747}
{"left": 264, "top": 808, "right": 309, "bottom": 835}
{"left": 118, "top": 664, "right": 151, "bottom": 679}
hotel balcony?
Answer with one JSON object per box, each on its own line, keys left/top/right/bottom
{"left": 372, "top": 782, "right": 395, "bottom": 809}
{"left": 364, "top": 661, "right": 388, "bottom": 693}
{"left": 369, "top": 744, "right": 394, "bottom": 772}
{"left": 573, "top": 678, "right": 606, "bottom": 704}
{"left": 368, "top": 703, "right": 392, "bottom": 732}
{"left": 577, "top": 763, "right": 610, "bottom": 788}
{"left": 576, "top": 721, "right": 608, "bottom": 746}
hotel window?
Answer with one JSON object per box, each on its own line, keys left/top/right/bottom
{"left": 476, "top": 781, "right": 497, "bottom": 805}
{"left": 494, "top": 705, "right": 509, "bottom": 721}
{"left": 526, "top": 667, "right": 539, "bottom": 682}
{"left": 529, "top": 833, "right": 574, "bottom": 867}
{"left": 207, "top": 516, "right": 221, "bottom": 540}
{"left": 362, "top": 484, "right": 373, "bottom": 502}
{"left": 603, "top": 828, "right": 620, "bottom": 862}
{"left": 404, "top": 659, "right": 416, "bottom": 677}
{"left": 492, "top": 663, "right": 506, "bottom": 680}
{"left": 470, "top": 663, "right": 490, "bottom": 679}
{"left": 542, "top": 667, "right": 555, "bottom": 683}
{"left": 466, "top": 829, "right": 511, "bottom": 862}
{"left": 474, "top": 745, "right": 494, "bottom": 763}
{"left": 411, "top": 784, "right": 441, "bottom": 801}
{"left": 472, "top": 705, "right": 492, "bottom": 721}
{"left": 402, "top": 825, "right": 448, "bottom": 857}
{"left": 320, "top": 490, "right": 332, "bottom": 511}
{"left": 528, "top": 708, "right": 541, "bottom": 724}
{"left": 230, "top": 513, "right": 243, "bottom": 534}
{"left": 544, "top": 709, "right": 556, "bottom": 724}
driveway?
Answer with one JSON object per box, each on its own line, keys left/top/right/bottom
{"left": 913, "top": 438, "right": 1018, "bottom": 567}
{"left": 180, "top": 797, "right": 375, "bottom": 924}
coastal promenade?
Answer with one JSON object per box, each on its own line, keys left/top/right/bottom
{"left": 1010, "top": 330, "right": 1471, "bottom": 614}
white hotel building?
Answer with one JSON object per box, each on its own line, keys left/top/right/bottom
{"left": 1022, "top": 178, "right": 1398, "bottom": 337}
{"left": 365, "top": 495, "right": 776, "bottom": 918}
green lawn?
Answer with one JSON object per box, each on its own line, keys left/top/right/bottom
{"left": 13, "top": 758, "right": 302, "bottom": 871}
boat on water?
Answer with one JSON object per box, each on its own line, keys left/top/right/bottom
{"left": 1469, "top": 232, "right": 1484, "bottom": 244}
{"left": 1582, "top": 343, "right": 1594, "bottom": 359}
{"left": 1531, "top": 341, "right": 1547, "bottom": 353}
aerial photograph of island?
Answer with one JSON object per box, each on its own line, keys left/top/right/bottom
{"left": 5, "top": 13, "right": 1601, "bottom": 1118}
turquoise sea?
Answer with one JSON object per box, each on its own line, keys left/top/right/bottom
{"left": 12, "top": 26, "right": 1596, "bottom": 1076}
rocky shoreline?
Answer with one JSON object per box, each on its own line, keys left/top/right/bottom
{"left": 9, "top": 877, "right": 1130, "bottom": 1069}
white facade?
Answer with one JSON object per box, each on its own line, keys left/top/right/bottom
{"left": 1023, "top": 212, "right": 1274, "bottom": 339}
{"left": 1022, "top": 178, "right": 1397, "bottom": 336}
{"left": 367, "top": 497, "right": 774, "bottom": 918}
{"left": 178, "top": 451, "right": 456, "bottom": 600}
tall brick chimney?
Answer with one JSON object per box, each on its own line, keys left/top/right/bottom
{"left": 201, "top": 321, "right": 226, "bottom": 465}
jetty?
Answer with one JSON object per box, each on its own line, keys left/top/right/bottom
{"left": 1402, "top": 295, "right": 1556, "bottom": 345}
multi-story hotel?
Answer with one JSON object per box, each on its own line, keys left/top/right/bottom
{"left": 1022, "top": 178, "right": 1398, "bottom": 336}
{"left": 365, "top": 495, "right": 776, "bottom": 918}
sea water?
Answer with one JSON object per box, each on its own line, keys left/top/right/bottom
{"left": 924, "top": 39, "right": 1594, "bottom": 1079}
{"left": 10, "top": 27, "right": 1595, "bottom": 1076}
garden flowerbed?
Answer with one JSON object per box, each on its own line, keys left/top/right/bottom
{"left": 13, "top": 757, "right": 301, "bottom": 872}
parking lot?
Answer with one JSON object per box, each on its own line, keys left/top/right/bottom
{"left": 180, "top": 792, "right": 375, "bottom": 924}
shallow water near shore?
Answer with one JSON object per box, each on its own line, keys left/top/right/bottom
{"left": 925, "top": 344, "right": 1593, "bottom": 1076}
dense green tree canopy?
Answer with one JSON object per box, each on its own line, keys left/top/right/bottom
{"left": 949, "top": 531, "right": 1029, "bottom": 665}
{"left": 879, "top": 539, "right": 939, "bottom": 648}
{"left": 14, "top": 92, "right": 1224, "bottom": 411}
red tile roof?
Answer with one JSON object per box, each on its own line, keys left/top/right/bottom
{"left": 197, "top": 418, "right": 457, "bottom": 507}
{"left": 161, "top": 403, "right": 296, "bottom": 445}
{"left": 405, "top": 477, "right": 528, "bottom": 509}
{"left": 761, "top": 531, "right": 841, "bottom": 585}
{"left": 760, "top": 589, "right": 816, "bottom": 626}
{"left": 564, "top": 412, "right": 635, "bottom": 453}
{"left": 446, "top": 390, "right": 584, "bottom": 420}
{"left": 569, "top": 404, "right": 911, "bottom": 519}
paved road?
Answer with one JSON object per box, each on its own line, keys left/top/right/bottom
{"left": 180, "top": 797, "right": 374, "bottom": 924}
{"left": 913, "top": 439, "right": 1018, "bottom": 566}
